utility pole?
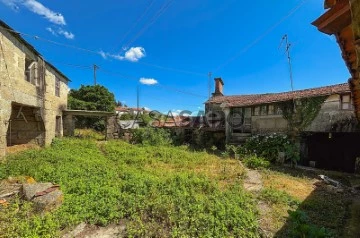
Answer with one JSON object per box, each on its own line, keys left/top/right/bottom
{"left": 208, "top": 72, "right": 212, "bottom": 99}
{"left": 279, "top": 34, "right": 294, "bottom": 92}
{"left": 137, "top": 85, "right": 140, "bottom": 110}
{"left": 93, "top": 64, "right": 99, "bottom": 85}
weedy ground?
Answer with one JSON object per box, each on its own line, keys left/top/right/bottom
{"left": 0, "top": 137, "right": 357, "bottom": 237}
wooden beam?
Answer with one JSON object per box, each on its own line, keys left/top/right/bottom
{"left": 313, "top": 1, "right": 351, "bottom": 34}
{"left": 63, "top": 110, "right": 114, "bottom": 117}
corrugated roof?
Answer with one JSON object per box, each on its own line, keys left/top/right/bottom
{"left": 0, "top": 20, "right": 71, "bottom": 82}
{"left": 206, "top": 83, "right": 350, "bottom": 107}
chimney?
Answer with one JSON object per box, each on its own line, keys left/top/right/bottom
{"left": 213, "top": 77, "right": 224, "bottom": 97}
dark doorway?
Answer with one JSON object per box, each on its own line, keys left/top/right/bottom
{"left": 55, "top": 116, "right": 62, "bottom": 137}
{"left": 303, "top": 133, "right": 360, "bottom": 173}
{"left": 6, "top": 104, "right": 45, "bottom": 147}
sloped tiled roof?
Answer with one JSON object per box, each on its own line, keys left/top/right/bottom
{"left": 206, "top": 83, "right": 350, "bottom": 108}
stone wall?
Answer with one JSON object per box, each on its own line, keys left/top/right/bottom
{"left": 247, "top": 94, "right": 357, "bottom": 134}
{"left": 0, "top": 28, "right": 68, "bottom": 157}
{"left": 306, "top": 94, "right": 358, "bottom": 132}
{"left": 251, "top": 115, "right": 288, "bottom": 134}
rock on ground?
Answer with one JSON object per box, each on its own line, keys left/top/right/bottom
{"left": 22, "top": 183, "right": 54, "bottom": 201}
{"left": 62, "top": 222, "right": 126, "bottom": 238}
{"left": 22, "top": 182, "right": 63, "bottom": 212}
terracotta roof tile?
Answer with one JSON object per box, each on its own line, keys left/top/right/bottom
{"left": 206, "top": 83, "right": 350, "bottom": 107}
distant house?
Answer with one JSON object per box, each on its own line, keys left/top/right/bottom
{"left": 115, "top": 107, "right": 149, "bottom": 116}
{"left": 206, "top": 78, "right": 360, "bottom": 172}
{"left": 0, "top": 20, "right": 70, "bottom": 156}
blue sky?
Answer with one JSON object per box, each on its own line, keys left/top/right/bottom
{"left": 0, "top": 0, "right": 350, "bottom": 113}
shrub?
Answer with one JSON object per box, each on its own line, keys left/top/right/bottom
{"left": 242, "top": 156, "right": 270, "bottom": 169}
{"left": 131, "top": 127, "right": 172, "bottom": 146}
{"left": 238, "top": 133, "right": 299, "bottom": 163}
{"left": 287, "top": 210, "right": 333, "bottom": 238}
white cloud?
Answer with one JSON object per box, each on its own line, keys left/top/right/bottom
{"left": 123, "top": 47, "right": 146, "bottom": 62}
{"left": 139, "top": 77, "right": 158, "bottom": 85}
{"left": 1, "top": 0, "right": 66, "bottom": 25}
{"left": 46, "top": 27, "right": 75, "bottom": 40}
{"left": 22, "top": 0, "right": 66, "bottom": 25}
{"left": 1, "top": 0, "right": 19, "bottom": 11}
{"left": 46, "top": 27, "right": 57, "bottom": 36}
{"left": 100, "top": 47, "right": 146, "bottom": 62}
{"left": 58, "top": 28, "right": 74, "bottom": 39}
{"left": 99, "top": 50, "right": 107, "bottom": 59}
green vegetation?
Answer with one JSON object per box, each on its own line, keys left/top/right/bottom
{"left": 130, "top": 127, "right": 172, "bottom": 146}
{"left": 286, "top": 210, "right": 333, "bottom": 238}
{"left": 0, "top": 138, "right": 258, "bottom": 237}
{"left": 237, "top": 133, "right": 299, "bottom": 164}
{"left": 243, "top": 156, "right": 270, "bottom": 169}
{"left": 0, "top": 136, "right": 355, "bottom": 237}
{"left": 68, "top": 85, "right": 116, "bottom": 131}
{"left": 260, "top": 188, "right": 299, "bottom": 206}
{"left": 279, "top": 96, "right": 327, "bottom": 140}
{"left": 74, "top": 128, "right": 105, "bottom": 140}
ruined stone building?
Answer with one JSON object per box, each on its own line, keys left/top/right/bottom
{"left": 0, "top": 20, "right": 69, "bottom": 157}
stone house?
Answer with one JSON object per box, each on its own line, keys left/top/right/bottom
{"left": 313, "top": 0, "right": 360, "bottom": 121}
{"left": 0, "top": 20, "right": 69, "bottom": 156}
{"left": 206, "top": 78, "right": 360, "bottom": 172}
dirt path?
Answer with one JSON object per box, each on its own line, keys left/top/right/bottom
{"left": 243, "top": 168, "right": 273, "bottom": 237}
{"left": 243, "top": 168, "right": 263, "bottom": 192}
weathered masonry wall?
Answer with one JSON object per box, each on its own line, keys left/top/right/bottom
{"left": 306, "top": 94, "right": 358, "bottom": 132}
{"left": 239, "top": 94, "right": 357, "bottom": 134}
{"left": 7, "top": 104, "right": 45, "bottom": 146}
{"left": 0, "top": 27, "right": 68, "bottom": 157}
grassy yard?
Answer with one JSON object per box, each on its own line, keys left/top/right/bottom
{"left": 0, "top": 138, "right": 357, "bottom": 237}
{"left": 0, "top": 138, "right": 257, "bottom": 237}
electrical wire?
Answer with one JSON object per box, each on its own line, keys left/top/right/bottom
{"left": 112, "top": 0, "right": 156, "bottom": 52}
{"left": 38, "top": 58, "right": 208, "bottom": 98}
{"left": 213, "top": 0, "right": 308, "bottom": 73}
{"left": 137, "top": 61, "right": 207, "bottom": 77}
{"left": 0, "top": 25, "right": 206, "bottom": 77}
{"left": 100, "top": 68, "right": 207, "bottom": 98}
{"left": 122, "top": 0, "right": 174, "bottom": 49}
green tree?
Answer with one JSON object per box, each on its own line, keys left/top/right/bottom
{"left": 68, "top": 85, "right": 116, "bottom": 131}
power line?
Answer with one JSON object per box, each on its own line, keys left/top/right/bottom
{"left": 98, "top": 68, "right": 207, "bottom": 98}
{"left": 112, "top": 0, "right": 156, "bottom": 52}
{"left": 137, "top": 61, "right": 207, "bottom": 77}
{"left": 122, "top": 0, "right": 174, "bottom": 50}
{"left": 0, "top": 26, "right": 100, "bottom": 55}
{"left": 213, "top": 0, "right": 308, "bottom": 73}
{"left": 0, "top": 25, "right": 205, "bottom": 78}
{"left": 41, "top": 59, "right": 208, "bottom": 98}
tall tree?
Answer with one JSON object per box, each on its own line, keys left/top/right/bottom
{"left": 68, "top": 85, "right": 116, "bottom": 131}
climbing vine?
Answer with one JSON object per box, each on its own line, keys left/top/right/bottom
{"left": 280, "top": 96, "right": 327, "bottom": 136}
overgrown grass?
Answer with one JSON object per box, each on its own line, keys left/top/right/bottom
{"left": 74, "top": 128, "right": 105, "bottom": 140}
{"left": 260, "top": 168, "right": 353, "bottom": 237}
{"left": 0, "top": 138, "right": 258, "bottom": 237}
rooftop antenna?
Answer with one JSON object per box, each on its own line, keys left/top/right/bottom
{"left": 279, "top": 34, "right": 294, "bottom": 92}
{"left": 280, "top": 34, "right": 296, "bottom": 112}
